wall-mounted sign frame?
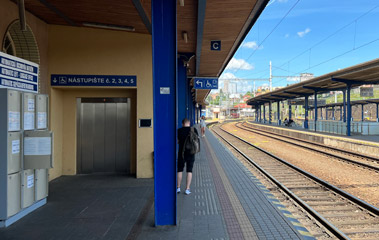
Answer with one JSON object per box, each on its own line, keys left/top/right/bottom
{"left": 0, "top": 52, "right": 39, "bottom": 93}
{"left": 51, "top": 74, "right": 136, "bottom": 87}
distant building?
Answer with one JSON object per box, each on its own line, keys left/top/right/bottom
{"left": 223, "top": 80, "right": 229, "bottom": 93}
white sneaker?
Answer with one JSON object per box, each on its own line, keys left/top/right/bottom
{"left": 185, "top": 189, "right": 191, "bottom": 195}
{"left": 177, "top": 187, "right": 181, "bottom": 193}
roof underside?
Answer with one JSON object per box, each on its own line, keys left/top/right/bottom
{"left": 13, "top": 0, "right": 269, "bottom": 105}
{"left": 247, "top": 58, "right": 379, "bottom": 105}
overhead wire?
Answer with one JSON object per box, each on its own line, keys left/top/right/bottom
{"left": 233, "top": 0, "right": 301, "bottom": 75}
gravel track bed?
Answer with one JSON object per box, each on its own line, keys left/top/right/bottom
{"left": 222, "top": 122, "right": 379, "bottom": 208}
{"left": 240, "top": 122, "right": 379, "bottom": 170}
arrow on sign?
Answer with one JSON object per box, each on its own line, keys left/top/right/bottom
{"left": 196, "top": 79, "right": 203, "bottom": 87}
{"left": 53, "top": 78, "right": 58, "bottom": 83}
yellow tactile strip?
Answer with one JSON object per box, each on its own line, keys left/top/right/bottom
{"left": 204, "top": 137, "right": 259, "bottom": 240}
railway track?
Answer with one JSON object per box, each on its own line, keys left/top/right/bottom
{"left": 211, "top": 124, "right": 379, "bottom": 240}
{"left": 237, "top": 122, "right": 379, "bottom": 172}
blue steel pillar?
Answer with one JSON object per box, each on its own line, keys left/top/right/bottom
{"left": 361, "top": 104, "right": 364, "bottom": 122}
{"left": 259, "top": 105, "right": 262, "bottom": 122}
{"left": 340, "top": 106, "right": 343, "bottom": 121}
{"left": 314, "top": 91, "right": 318, "bottom": 131}
{"left": 343, "top": 89, "right": 346, "bottom": 122}
{"left": 346, "top": 85, "right": 352, "bottom": 136}
{"left": 304, "top": 96, "right": 309, "bottom": 129}
{"left": 268, "top": 102, "right": 272, "bottom": 124}
{"left": 177, "top": 58, "right": 187, "bottom": 127}
{"left": 277, "top": 101, "right": 281, "bottom": 125}
{"left": 152, "top": 0, "right": 176, "bottom": 226}
{"left": 288, "top": 101, "right": 292, "bottom": 120}
{"left": 263, "top": 105, "right": 266, "bottom": 123}
{"left": 376, "top": 103, "right": 379, "bottom": 122}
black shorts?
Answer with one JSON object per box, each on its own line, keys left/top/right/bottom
{"left": 177, "top": 153, "right": 195, "bottom": 172}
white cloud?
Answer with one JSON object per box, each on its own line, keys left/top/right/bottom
{"left": 284, "top": 33, "right": 290, "bottom": 38}
{"left": 241, "top": 41, "right": 263, "bottom": 50}
{"left": 297, "top": 28, "right": 311, "bottom": 38}
{"left": 225, "top": 58, "right": 254, "bottom": 71}
{"left": 220, "top": 72, "right": 237, "bottom": 79}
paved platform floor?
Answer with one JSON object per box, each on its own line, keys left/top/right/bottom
{"left": 0, "top": 174, "right": 154, "bottom": 240}
{"left": 0, "top": 127, "right": 311, "bottom": 240}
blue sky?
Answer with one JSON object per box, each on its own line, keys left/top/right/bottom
{"left": 219, "top": 0, "right": 379, "bottom": 94}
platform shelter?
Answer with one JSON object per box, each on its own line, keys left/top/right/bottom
{"left": 247, "top": 59, "right": 379, "bottom": 136}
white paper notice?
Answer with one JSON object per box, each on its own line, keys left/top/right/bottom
{"left": 12, "top": 140, "right": 20, "bottom": 154}
{"left": 37, "top": 112, "right": 47, "bottom": 129}
{"left": 24, "top": 137, "right": 51, "bottom": 156}
{"left": 8, "top": 111, "right": 20, "bottom": 131}
{"left": 28, "top": 99, "right": 35, "bottom": 111}
{"left": 27, "top": 174, "right": 34, "bottom": 188}
{"left": 24, "top": 112, "right": 35, "bottom": 130}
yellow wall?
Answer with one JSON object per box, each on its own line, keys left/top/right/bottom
{"left": 48, "top": 26, "right": 154, "bottom": 180}
{"left": 1, "top": 2, "right": 154, "bottom": 180}
{"left": 0, "top": 0, "right": 49, "bottom": 94}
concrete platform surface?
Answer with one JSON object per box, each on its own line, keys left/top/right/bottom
{"left": 0, "top": 127, "right": 311, "bottom": 240}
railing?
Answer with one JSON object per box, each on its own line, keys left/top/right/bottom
{"left": 307, "top": 120, "right": 379, "bottom": 135}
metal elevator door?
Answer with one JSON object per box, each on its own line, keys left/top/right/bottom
{"left": 77, "top": 98, "right": 131, "bottom": 174}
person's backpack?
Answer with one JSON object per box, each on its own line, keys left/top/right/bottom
{"left": 182, "top": 127, "right": 200, "bottom": 157}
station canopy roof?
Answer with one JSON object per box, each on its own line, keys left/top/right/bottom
{"left": 16, "top": 0, "right": 270, "bottom": 106}
{"left": 247, "top": 58, "right": 379, "bottom": 106}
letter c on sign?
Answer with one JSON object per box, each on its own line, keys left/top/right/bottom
{"left": 213, "top": 42, "right": 219, "bottom": 50}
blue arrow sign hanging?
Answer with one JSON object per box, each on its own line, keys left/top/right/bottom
{"left": 194, "top": 78, "right": 218, "bottom": 89}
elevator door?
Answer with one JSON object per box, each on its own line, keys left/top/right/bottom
{"left": 77, "top": 98, "right": 131, "bottom": 174}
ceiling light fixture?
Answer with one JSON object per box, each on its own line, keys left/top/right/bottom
{"left": 82, "top": 22, "right": 135, "bottom": 32}
{"left": 182, "top": 31, "right": 188, "bottom": 43}
{"left": 179, "top": 0, "right": 185, "bottom": 7}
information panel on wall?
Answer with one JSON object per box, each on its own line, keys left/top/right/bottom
{"left": 51, "top": 74, "right": 137, "bottom": 87}
{"left": 0, "top": 52, "right": 39, "bottom": 93}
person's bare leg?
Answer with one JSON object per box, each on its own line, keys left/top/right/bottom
{"left": 177, "top": 172, "right": 183, "bottom": 188}
{"left": 186, "top": 172, "right": 192, "bottom": 190}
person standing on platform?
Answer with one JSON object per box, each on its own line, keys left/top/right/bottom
{"left": 177, "top": 118, "right": 200, "bottom": 195}
{"left": 200, "top": 116, "right": 206, "bottom": 137}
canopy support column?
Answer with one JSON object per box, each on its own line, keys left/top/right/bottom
{"left": 343, "top": 89, "right": 346, "bottom": 122}
{"left": 269, "top": 102, "right": 272, "bottom": 124}
{"left": 346, "top": 84, "right": 352, "bottom": 136}
{"left": 263, "top": 104, "right": 266, "bottom": 123}
{"left": 288, "top": 101, "right": 292, "bottom": 120}
{"left": 304, "top": 96, "right": 309, "bottom": 129}
{"left": 152, "top": 0, "right": 177, "bottom": 226}
{"left": 277, "top": 101, "right": 281, "bottom": 125}
{"left": 314, "top": 91, "right": 318, "bottom": 131}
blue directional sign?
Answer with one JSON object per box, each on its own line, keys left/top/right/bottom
{"left": 51, "top": 74, "right": 137, "bottom": 87}
{"left": 0, "top": 52, "right": 39, "bottom": 93}
{"left": 194, "top": 78, "right": 218, "bottom": 89}
{"left": 210, "top": 40, "right": 221, "bottom": 51}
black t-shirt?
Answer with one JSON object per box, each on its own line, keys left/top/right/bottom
{"left": 178, "top": 127, "right": 199, "bottom": 155}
